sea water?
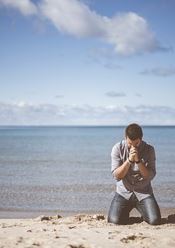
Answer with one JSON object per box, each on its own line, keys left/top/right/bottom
{"left": 0, "top": 126, "right": 175, "bottom": 215}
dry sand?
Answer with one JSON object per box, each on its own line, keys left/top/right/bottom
{"left": 0, "top": 212, "right": 175, "bottom": 248}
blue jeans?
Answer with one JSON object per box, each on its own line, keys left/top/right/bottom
{"left": 108, "top": 192, "right": 161, "bottom": 225}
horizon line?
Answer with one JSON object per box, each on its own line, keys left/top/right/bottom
{"left": 0, "top": 125, "right": 175, "bottom": 128}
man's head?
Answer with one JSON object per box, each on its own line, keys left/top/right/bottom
{"left": 125, "top": 123, "right": 143, "bottom": 148}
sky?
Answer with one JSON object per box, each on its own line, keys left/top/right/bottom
{"left": 0, "top": 0, "right": 175, "bottom": 125}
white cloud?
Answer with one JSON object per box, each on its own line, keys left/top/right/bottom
{"left": 39, "top": 0, "right": 105, "bottom": 38}
{"left": 0, "top": 0, "right": 37, "bottom": 15}
{"left": 105, "top": 91, "right": 126, "bottom": 97}
{"left": 105, "top": 12, "right": 159, "bottom": 56}
{"left": 39, "top": 0, "right": 161, "bottom": 56}
{"left": 0, "top": 102, "right": 175, "bottom": 125}
{"left": 0, "top": 0, "right": 167, "bottom": 55}
{"left": 55, "top": 95, "right": 64, "bottom": 99}
{"left": 141, "top": 66, "right": 175, "bottom": 77}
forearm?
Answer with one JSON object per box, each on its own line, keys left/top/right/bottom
{"left": 131, "top": 146, "right": 150, "bottom": 179}
{"left": 113, "top": 159, "right": 131, "bottom": 180}
{"left": 138, "top": 161, "right": 150, "bottom": 179}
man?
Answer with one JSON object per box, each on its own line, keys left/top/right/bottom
{"left": 108, "top": 123, "right": 161, "bottom": 225}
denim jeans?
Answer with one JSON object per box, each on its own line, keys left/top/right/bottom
{"left": 108, "top": 192, "right": 161, "bottom": 225}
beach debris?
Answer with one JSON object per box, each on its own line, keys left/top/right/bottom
{"left": 74, "top": 214, "right": 105, "bottom": 222}
{"left": 40, "top": 216, "right": 51, "bottom": 221}
{"left": 38, "top": 214, "right": 62, "bottom": 221}
{"left": 16, "top": 237, "right": 23, "bottom": 244}
{"left": 67, "top": 244, "right": 87, "bottom": 248}
{"left": 52, "top": 221, "right": 57, "bottom": 225}
{"left": 56, "top": 214, "right": 62, "bottom": 219}
{"left": 120, "top": 233, "right": 146, "bottom": 243}
{"left": 32, "top": 241, "right": 41, "bottom": 246}
{"left": 92, "top": 214, "right": 105, "bottom": 220}
{"left": 1, "top": 223, "right": 7, "bottom": 228}
{"left": 68, "top": 225, "right": 76, "bottom": 229}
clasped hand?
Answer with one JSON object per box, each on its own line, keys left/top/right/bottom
{"left": 129, "top": 146, "right": 139, "bottom": 162}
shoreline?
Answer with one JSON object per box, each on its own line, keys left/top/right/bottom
{"left": 0, "top": 207, "right": 174, "bottom": 219}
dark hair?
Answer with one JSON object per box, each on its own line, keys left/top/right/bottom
{"left": 125, "top": 123, "right": 143, "bottom": 140}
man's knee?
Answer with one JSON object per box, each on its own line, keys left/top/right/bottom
{"left": 146, "top": 216, "right": 161, "bottom": 225}
{"left": 108, "top": 214, "right": 127, "bottom": 225}
{"left": 108, "top": 215, "right": 119, "bottom": 224}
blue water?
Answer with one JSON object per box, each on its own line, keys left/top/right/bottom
{"left": 0, "top": 126, "right": 175, "bottom": 216}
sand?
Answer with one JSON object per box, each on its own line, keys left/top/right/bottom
{"left": 0, "top": 212, "right": 175, "bottom": 248}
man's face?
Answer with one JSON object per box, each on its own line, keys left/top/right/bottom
{"left": 126, "top": 137, "right": 141, "bottom": 149}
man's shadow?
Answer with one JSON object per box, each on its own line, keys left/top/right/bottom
{"left": 128, "top": 214, "right": 175, "bottom": 224}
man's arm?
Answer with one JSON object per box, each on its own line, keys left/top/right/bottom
{"left": 137, "top": 161, "right": 150, "bottom": 179}
{"left": 111, "top": 143, "right": 132, "bottom": 180}
{"left": 135, "top": 145, "right": 156, "bottom": 180}
{"left": 132, "top": 146, "right": 150, "bottom": 179}
{"left": 113, "top": 159, "right": 131, "bottom": 180}
{"left": 144, "top": 146, "right": 156, "bottom": 180}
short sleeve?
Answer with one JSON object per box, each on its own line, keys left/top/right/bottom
{"left": 111, "top": 143, "right": 122, "bottom": 174}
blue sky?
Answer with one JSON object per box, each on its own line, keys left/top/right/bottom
{"left": 0, "top": 0, "right": 175, "bottom": 125}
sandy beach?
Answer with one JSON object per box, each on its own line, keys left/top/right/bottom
{"left": 0, "top": 210, "right": 175, "bottom": 248}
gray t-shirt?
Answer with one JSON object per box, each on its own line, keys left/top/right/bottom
{"left": 111, "top": 139, "right": 156, "bottom": 201}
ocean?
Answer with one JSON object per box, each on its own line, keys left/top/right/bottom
{"left": 0, "top": 126, "right": 175, "bottom": 217}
